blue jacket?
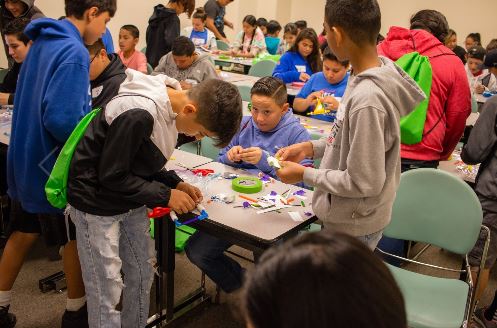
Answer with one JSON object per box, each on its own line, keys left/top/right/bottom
{"left": 7, "top": 18, "right": 90, "bottom": 213}
{"left": 272, "top": 51, "right": 313, "bottom": 84}
{"left": 218, "top": 110, "right": 313, "bottom": 178}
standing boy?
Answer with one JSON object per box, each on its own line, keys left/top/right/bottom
{"left": 87, "top": 38, "right": 126, "bottom": 109}
{"left": 67, "top": 77, "right": 242, "bottom": 327}
{"left": 276, "top": 0, "right": 425, "bottom": 249}
{"left": 0, "top": 1, "right": 116, "bottom": 327}
{"left": 204, "top": 0, "right": 234, "bottom": 43}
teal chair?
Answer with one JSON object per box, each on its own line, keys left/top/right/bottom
{"left": 237, "top": 85, "right": 252, "bottom": 102}
{"left": 216, "top": 40, "right": 230, "bottom": 51}
{"left": 200, "top": 137, "right": 220, "bottom": 160}
{"left": 471, "top": 94, "right": 478, "bottom": 113}
{"left": 146, "top": 63, "right": 153, "bottom": 75}
{"left": 248, "top": 60, "right": 277, "bottom": 77}
{"left": 377, "top": 168, "right": 489, "bottom": 328}
{"left": 141, "top": 46, "right": 147, "bottom": 53}
{"left": 178, "top": 140, "right": 201, "bottom": 155}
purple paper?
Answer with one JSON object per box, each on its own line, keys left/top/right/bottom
{"left": 270, "top": 191, "right": 278, "bottom": 196}
{"left": 304, "top": 212, "right": 313, "bottom": 217}
{"left": 294, "top": 190, "right": 306, "bottom": 196}
{"left": 243, "top": 201, "right": 251, "bottom": 208}
{"left": 260, "top": 174, "right": 271, "bottom": 182}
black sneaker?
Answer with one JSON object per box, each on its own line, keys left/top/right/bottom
{"left": 61, "top": 303, "right": 89, "bottom": 328}
{"left": 0, "top": 305, "right": 16, "bottom": 328}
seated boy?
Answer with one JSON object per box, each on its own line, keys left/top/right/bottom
{"left": 186, "top": 77, "right": 312, "bottom": 293}
{"left": 466, "top": 46, "right": 497, "bottom": 94}
{"left": 152, "top": 36, "right": 218, "bottom": 90}
{"left": 87, "top": 38, "right": 127, "bottom": 108}
{"left": 0, "top": 18, "right": 31, "bottom": 105}
{"left": 67, "top": 76, "right": 242, "bottom": 327}
{"left": 293, "top": 47, "right": 350, "bottom": 122}
{"left": 265, "top": 20, "right": 281, "bottom": 55}
{"left": 275, "top": 0, "right": 425, "bottom": 250}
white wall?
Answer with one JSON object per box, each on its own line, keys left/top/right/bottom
{"left": 1, "top": 0, "right": 497, "bottom": 68}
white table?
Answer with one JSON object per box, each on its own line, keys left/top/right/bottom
{"left": 218, "top": 71, "right": 258, "bottom": 85}
{"left": 165, "top": 149, "right": 213, "bottom": 171}
{"left": 438, "top": 149, "right": 477, "bottom": 184}
{"left": 475, "top": 94, "right": 488, "bottom": 104}
{"left": 286, "top": 83, "right": 303, "bottom": 96}
{"left": 212, "top": 55, "right": 253, "bottom": 74}
{"left": 0, "top": 107, "right": 12, "bottom": 145}
{"left": 190, "top": 161, "right": 315, "bottom": 242}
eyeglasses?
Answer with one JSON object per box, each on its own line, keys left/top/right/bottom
{"left": 89, "top": 48, "right": 104, "bottom": 64}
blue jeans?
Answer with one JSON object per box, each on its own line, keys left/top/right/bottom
{"left": 356, "top": 230, "right": 383, "bottom": 250}
{"left": 70, "top": 206, "right": 155, "bottom": 328}
{"left": 185, "top": 231, "right": 243, "bottom": 293}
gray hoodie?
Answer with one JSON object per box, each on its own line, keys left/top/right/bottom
{"left": 303, "top": 56, "right": 425, "bottom": 236}
{"left": 152, "top": 51, "right": 218, "bottom": 84}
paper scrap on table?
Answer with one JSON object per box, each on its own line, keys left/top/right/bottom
{"left": 288, "top": 211, "right": 304, "bottom": 222}
{"left": 257, "top": 205, "right": 291, "bottom": 214}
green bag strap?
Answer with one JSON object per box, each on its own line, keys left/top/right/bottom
{"left": 396, "top": 52, "right": 433, "bottom": 144}
{"left": 45, "top": 108, "right": 101, "bottom": 209}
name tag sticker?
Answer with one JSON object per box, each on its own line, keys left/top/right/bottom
{"left": 295, "top": 65, "right": 307, "bottom": 73}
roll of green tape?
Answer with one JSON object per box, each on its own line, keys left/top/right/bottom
{"left": 232, "top": 176, "right": 263, "bottom": 194}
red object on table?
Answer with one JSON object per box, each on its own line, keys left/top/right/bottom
{"left": 291, "top": 82, "right": 305, "bottom": 87}
{"left": 148, "top": 207, "right": 171, "bottom": 219}
{"left": 191, "top": 168, "right": 214, "bottom": 176}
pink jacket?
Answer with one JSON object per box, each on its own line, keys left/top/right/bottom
{"left": 378, "top": 27, "right": 471, "bottom": 161}
{"left": 118, "top": 50, "right": 148, "bottom": 74}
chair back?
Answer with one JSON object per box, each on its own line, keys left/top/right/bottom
{"left": 384, "top": 168, "right": 483, "bottom": 255}
{"left": 248, "top": 60, "right": 277, "bottom": 77}
{"left": 237, "top": 85, "right": 252, "bottom": 102}
{"left": 216, "top": 40, "right": 230, "bottom": 51}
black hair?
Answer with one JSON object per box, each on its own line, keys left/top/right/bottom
{"left": 294, "top": 20, "right": 307, "bottom": 30}
{"left": 376, "top": 33, "right": 384, "bottom": 44}
{"left": 256, "top": 17, "right": 267, "bottom": 27}
{"left": 325, "top": 0, "right": 381, "bottom": 46}
{"left": 241, "top": 231, "right": 407, "bottom": 328}
{"left": 284, "top": 23, "right": 298, "bottom": 36}
{"left": 65, "top": 0, "right": 117, "bottom": 19}
{"left": 266, "top": 20, "right": 281, "bottom": 36}
{"left": 120, "top": 24, "right": 139, "bottom": 39}
{"left": 189, "top": 79, "right": 243, "bottom": 148}
{"left": 171, "top": 36, "right": 195, "bottom": 56}
{"left": 410, "top": 9, "right": 449, "bottom": 44}
{"left": 250, "top": 76, "right": 287, "bottom": 106}
{"left": 241, "top": 15, "right": 257, "bottom": 52}
{"left": 3, "top": 17, "right": 30, "bottom": 45}
{"left": 487, "top": 39, "right": 497, "bottom": 52}
{"left": 86, "top": 38, "right": 105, "bottom": 55}
{"left": 467, "top": 33, "right": 481, "bottom": 45}
{"left": 289, "top": 28, "right": 322, "bottom": 73}
{"left": 169, "top": 0, "right": 195, "bottom": 18}
{"left": 192, "top": 7, "right": 207, "bottom": 21}
{"left": 243, "top": 14, "right": 257, "bottom": 27}
{"left": 323, "top": 47, "right": 349, "bottom": 67}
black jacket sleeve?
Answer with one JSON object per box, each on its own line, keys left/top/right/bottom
{"left": 152, "top": 169, "right": 182, "bottom": 188}
{"left": 97, "top": 108, "right": 173, "bottom": 208}
{"left": 461, "top": 98, "right": 497, "bottom": 165}
{"left": 0, "top": 62, "right": 20, "bottom": 104}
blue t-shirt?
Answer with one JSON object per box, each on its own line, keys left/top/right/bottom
{"left": 190, "top": 29, "right": 208, "bottom": 46}
{"left": 296, "top": 72, "right": 349, "bottom": 122}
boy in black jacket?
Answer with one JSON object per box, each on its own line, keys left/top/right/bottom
{"left": 67, "top": 75, "right": 242, "bottom": 328}
{"left": 0, "top": 18, "right": 31, "bottom": 105}
{"left": 146, "top": 0, "right": 194, "bottom": 67}
{"left": 87, "top": 38, "right": 126, "bottom": 108}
